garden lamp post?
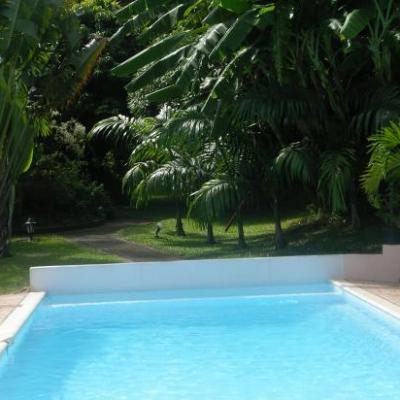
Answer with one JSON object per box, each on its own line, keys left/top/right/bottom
{"left": 25, "top": 217, "right": 36, "bottom": 242}
{"left": 155, "top": 222, "right": 162, "bottom": 238}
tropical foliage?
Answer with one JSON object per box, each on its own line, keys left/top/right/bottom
{"left": 363, "top": 122, "right": 400, "bottom": 228}
{"left": 90, "top": 0, "right": 400, "bottom": 250}
{"left": 0, "top": 0, "right": 106, "bottom": 255}
{"left": 3, "top": 0, "right": 400, "bottom": 258}
{"left": 16, "top": 118, "right": 113, "bottom": 225}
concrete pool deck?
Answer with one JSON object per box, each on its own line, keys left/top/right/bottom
{"left": 0, "top": 292, "right": 45, "bottom": 355}
{"left": 0, "top": 293, "right": 27, "bottom": 326}
{"left": 333, "top": 280, "right": 400, "bottom": 320}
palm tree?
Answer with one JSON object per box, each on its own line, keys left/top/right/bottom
{"left": 91, "top": 110, "right": 217, "bottom": 238}
{"left": 190, "top": 177, "right": 247, "bottom": 249}
{"left": 262, "top": 1, "right": 400, "bottom": 230}
{"left": 104, "top": 0, "right": 400, "bottom": 243}
{"left": 129, "top": 153, "right": 209, "bottom": 237}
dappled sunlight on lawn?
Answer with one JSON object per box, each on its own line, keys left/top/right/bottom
{"left": 119, "top": 214, "right": 388, "bottom": 259}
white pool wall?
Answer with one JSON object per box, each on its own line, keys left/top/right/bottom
{"left": 344, "top": 245, "right": 400, "bottom": 282}
{"left": 30, "top": 245, "right": 400, "bottom": 295}
{"left": 31, "top": 255, "right": 342, "bottom": 295}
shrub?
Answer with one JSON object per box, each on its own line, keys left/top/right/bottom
{"left": 15, "top": 118, "right": 114, "bottom": 224}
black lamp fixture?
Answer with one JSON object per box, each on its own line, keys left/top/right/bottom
{"left": 25, "top": 217, "right": 36, "bottom": 241}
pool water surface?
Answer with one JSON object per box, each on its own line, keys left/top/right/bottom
{"left": 0, "top": 285, "right": 399, "bottom": 399}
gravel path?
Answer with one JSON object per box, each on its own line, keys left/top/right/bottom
{"left": 63, "top": 219, "right": 178, "bottom": 262}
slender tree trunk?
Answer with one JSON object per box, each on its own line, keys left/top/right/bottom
{"left": 175, "top": 203, "right": 186, "bottom": 236}
{"left": 206, "top": 222, "right": 216, "bottom": 245}
{"left": 350, "top": 182, "right": 361, "bottom": 230}
{"left": 237, "top": 210, "right": 247, "bottom": 249}
{"left": 0, "top": 190, "right": 11, "bottom": 257}
{"left": 0, "top": 209, "right": 9, "bottom": 257}
{"left": 272, "top": 195, "right": 286, "bottom": 250}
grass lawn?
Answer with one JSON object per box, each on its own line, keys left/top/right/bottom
{"left": 0, "top": 235, "right": 122, "bottom": 294}
{"left": 119, "top": 211, "right": 394, "bottom": 260}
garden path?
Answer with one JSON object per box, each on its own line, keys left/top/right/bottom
{"left": 63, "top": 219, "right": 178, "bottom": 262}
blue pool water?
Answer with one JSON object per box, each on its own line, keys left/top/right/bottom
{"left": 1, "top": 285, "right": 400, "bottom": 399}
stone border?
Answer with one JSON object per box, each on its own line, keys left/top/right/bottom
{"left": 0, "top": 292, "right": 46, "bottom": 356}
{"left": 332, "top": 280, "right": 400, "bottom": 320}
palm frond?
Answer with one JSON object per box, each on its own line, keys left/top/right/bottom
{"left": 138, "top": 4, "right": 186, "bottom": 43}
{"left": 275, "top": 142, "right": 314, "bottom": 184}
{"left": 122, "top": 160, "right": 158, "bottom": 204}
{"left": 112, "top": 32, "right": 187, "bottom": 77}
{"left": 349, "top": 86, "right": 400, "bottom": 137}
{"left": 318, "top": 148, "right": 356, "bottom": 213}
{"left": 362, "top": 122, "right": 400, "bottom": 207}
{"left": 90, "top": 115, "right": 155, "bottom": 145}
{"left": 158, "top": 109, "right": 212, "bottom": 146}
{"left": 189, "top": 177, "right": 239, "bottom": 221}
{"left": 231, "top": 84, "right": 322, "bottom": 127}
{"left": 67, "top": 38, "right": 108, "bottom": 106}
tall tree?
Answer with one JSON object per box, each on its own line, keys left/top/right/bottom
{"left": 0, "top": 0, "right": 106, "bottom": 256}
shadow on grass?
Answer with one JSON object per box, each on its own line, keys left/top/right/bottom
{"left": 120, "top": 216, "right": 391, "bottom": 259}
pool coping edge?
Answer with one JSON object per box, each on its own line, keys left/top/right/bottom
{"left": 0, "top": 292, "right": 46, "bottom": 356}
{"left": 332, "top": 280, "right": 400, "bottom": 320}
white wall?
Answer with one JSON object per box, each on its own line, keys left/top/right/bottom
{"left": 30, "top": 255, "right": 343, "bottom": 295}
{"left": 343, "top": 245, "right": 400, "bottom": 283}
{"left": 30, "top": 246, "right": 400, "bottom": 295}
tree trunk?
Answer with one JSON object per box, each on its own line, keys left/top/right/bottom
{"left": 350, "top": 182, "right": 361, "bottom": 230}
{"left": 0, "top": 204, "right": 10, "bottom": 258}
{"left": 272, "top": 195, "right": 286, "bottom": 250}
{"left": 237, "top": 210, "right": 247, "bottom": 249}
{"left": 206, "top": 222, "right": 216, "bottom": 244}
{"left": 175, "top": 204, "right": 186, "bottom": 236}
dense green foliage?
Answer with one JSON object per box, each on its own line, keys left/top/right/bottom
{"left": 363, "top": 122, "right": 400, "bottom": 228}
{"left": 15, "top": 118, "right": 113, "bottom": 226}
{"left": 91, "top": 0, "right": 400, "bottom": 250}
{"left": 67, "top": 0, "right": 139, "bottom": 205}
{"left": 2, "top": 0, "right": 400, "bottom": 262}
{"left": 0, "top": 0, "right": 106, "bottom": 255}
{"left": 70, "top": 0, "right": 129, "bottom": 126}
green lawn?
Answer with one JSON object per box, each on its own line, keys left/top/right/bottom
{"left": 1, "top": 208, "right": 395, "bottom": 294}
{"left": 0, "top": 236, "right": 122, "bottom": 294}
{"left": 119, "top": 212, "right": 393, "bottom": 260}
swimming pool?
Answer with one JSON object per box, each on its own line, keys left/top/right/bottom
{"left": 1, "top": 284, "right": 399, "bottom": 399}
